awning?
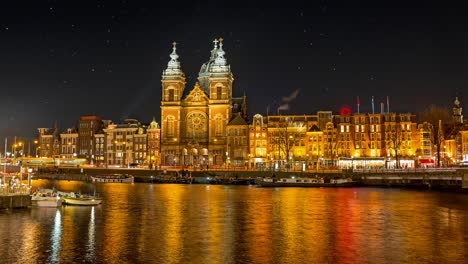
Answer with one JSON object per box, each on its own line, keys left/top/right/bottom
{"left": 419, "top": 159, "right": 435, "bottom": 164}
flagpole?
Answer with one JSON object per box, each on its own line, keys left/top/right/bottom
{"left": 357, "top": 96, "right": 360, "bottom": 114}
{"left": 387, "top": 96, "right": 390, "bottom": 113}
{"left": 3, "top": 137, "right": 7, "bottom": 173}
{"left": 371, "top": 96, "right": 375, "bottom": 114}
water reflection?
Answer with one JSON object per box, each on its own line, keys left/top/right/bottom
{"left": 49, "top": 209, "right": 61, "bottom": 263}
{"left": 86, "top": 206, "right": 96, "bottom": 262}
{"left": 0, "top": 181, "right": 467, "bottom": 263}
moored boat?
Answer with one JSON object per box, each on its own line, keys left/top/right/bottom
{"left": 62, "top": 192, "right": 102, "bottom": 206}
{"left": 255, "top": 177, "right": 356, "bottom": 187}
{"left": 31, "top": 189, "right": 63, "bottom": 207}
{"left": 91, "top": 174, "right": 134, "bottom": 183}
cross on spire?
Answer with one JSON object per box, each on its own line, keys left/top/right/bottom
{"left": 213, "top": 38, "right": 219, "bottom": 48}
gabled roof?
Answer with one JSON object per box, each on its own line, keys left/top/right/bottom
{"left": 227, "top": 113, "right": 248, "bottom": 126}
{"left": 308, "top": 124, "right": 321, "bottom": 132}
{"left": 183, "top": 82, "right": 209, "bottom": 104}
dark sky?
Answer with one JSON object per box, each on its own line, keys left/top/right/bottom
{"left": 1, "top": 1, "right": 467, "bottom": 141}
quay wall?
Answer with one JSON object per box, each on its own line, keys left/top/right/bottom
{"left": 31, "top": 167, "right": 468, "bottom": 191}
{"left": 0, "top": 195, "right": 31, "bottom": 209}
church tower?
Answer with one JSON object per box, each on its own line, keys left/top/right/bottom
{"left": 453, "top": 97, "right": 463, "bottom": 124}
{"left": 198, "top": 38, "right": 234, "bottom": 165}
{"left": 161, "top": 42, "right": 186, "bottom": 165}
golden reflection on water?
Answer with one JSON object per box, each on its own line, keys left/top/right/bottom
{"left": 2, "top": 181, "right": 467, "bottom": 263}
{"left": 99, "top": 183, "right": 133, "bottom": 263}
{"left": 158, "top": 184, "right": 186, "bottom": 263}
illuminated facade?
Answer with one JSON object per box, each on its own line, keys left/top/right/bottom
{"left": 147, "top": 118, "right": 161, "bottom": 169}
{"left": 160, "top": 39, "right": 247, "bottom": 167}
{"left": 226, "top": 113, "right": 249, "bottom": 167}
{"left": 102, "top": 119, "right": 149, "bottom": 167}
{"left": 59, "top": 128, "right": 78, "bottom": 159}
{"left": 249, "top": 114, "right": 269, "bottom": 168}
{"left": 266, "top": 115, "right": 313, "bottom": 170}
{"left": 78, "top": 115, "right": 103, "bottom": 163}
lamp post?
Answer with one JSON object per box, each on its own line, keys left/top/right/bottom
{"left": 114, "top": 140, "right": 118, "bottom": 167}
{"left": 36, "top": 146, "right": 41, "bottom": 158}
{"left": 13, "top": 143, "right": 17, "bottom": 159}
{"left": 67, "top": 142, "right": 72, "bottom": 158}
{"left": 18, "top": 142, "right": 24, "bottom": 158}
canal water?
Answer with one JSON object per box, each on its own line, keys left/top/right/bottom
{"left": 1, "top": 180, "right": 467, "bottom": 263}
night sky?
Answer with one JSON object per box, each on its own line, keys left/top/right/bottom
{"left": 1, "top": 1, "right": 467, "bottom": 141}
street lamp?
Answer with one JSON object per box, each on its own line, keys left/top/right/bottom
{"left": 18, "top": 142, "right": 23, "bottom": 157}
{"left": 13, "top": 143, "right": 17, "bottom": 158}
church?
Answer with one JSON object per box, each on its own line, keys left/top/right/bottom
{"left": 160, "top": 39, "right": 248, "bottom": 167}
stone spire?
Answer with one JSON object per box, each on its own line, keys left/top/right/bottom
{"left": 210, "top": 37, "right": 229, "bottom": 73}
{"left": 214, "top": 37, "right": 227, "bottom": 66}
{"left": 210, "top": 38, "right": 219, "bottom": 61}
{"left": 164, "top": 42, "right": 182, "bottom": 75}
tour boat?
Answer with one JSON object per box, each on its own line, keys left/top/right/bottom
{"left": 90, "top": 174, "right": 134, "bottom": 183}
{"left": 255, "top": 177, "right": 356, "bottom": 187}
{"left": 31, "top": 189, "right": 63, "bottom": 207}
{"left": 62, "top": 192, "right": 102, "bottom": 206}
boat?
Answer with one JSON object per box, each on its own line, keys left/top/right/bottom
{"left": 31, "top": 188, "right": 63, "bottom": 207}
{"left": 255, "top": 177, "right": 356, "bottom": 187}
{"left": 90, "top": 174, "right": 134, "bottom": 183}
{"left": 62, "top": 192, "right": 102, "bottom": 206}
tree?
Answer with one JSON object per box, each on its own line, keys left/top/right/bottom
{"left": 388, "top": 127, "right": 402, "bottom": 168}
{"left": 270, "top": 117, "right": 303, "bottom": 170}
{"left": 418, "top": 105, "right": 450, "bottom": 167}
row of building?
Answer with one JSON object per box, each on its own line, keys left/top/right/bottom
{"left": 25, "top": 40, "right": 468, "bottom": 169}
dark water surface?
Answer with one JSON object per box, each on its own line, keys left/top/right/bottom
{"left": 1, "top": 180, "right": 467, "bottom": 263}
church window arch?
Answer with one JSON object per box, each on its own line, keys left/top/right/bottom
{"left": 215, "top": 114, "right": 224, "bottom": 136}
{"left": 214, "top": 83, "right": 223, "bottom": 100}
{"left": 166, "top": 116, "right": 175, "bottom": 137}
{"left": 167, "top": 86, "right": 175, "bottom": 101}
{"left": 217, "top": 86, "right": 222, "bottom": 99}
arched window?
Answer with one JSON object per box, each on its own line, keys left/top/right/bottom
{"left": 166, "top": 116, "right": 175, "bottom": 137}
{"left": 217, "top": 86, "right": 222, "bottom": 100}
{"left": 168, "top": 89, "right": 175, "bottom": 101}
{"left": 215, "top": 114, "right": 224, "bottom": 136}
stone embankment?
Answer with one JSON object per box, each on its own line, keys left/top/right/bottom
{"left": 31, "top": 167, "right": 468, "bottom": 192}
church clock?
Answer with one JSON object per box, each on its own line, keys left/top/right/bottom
{"left": 188, "top": 112, "right": 206, "bottom": 131}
